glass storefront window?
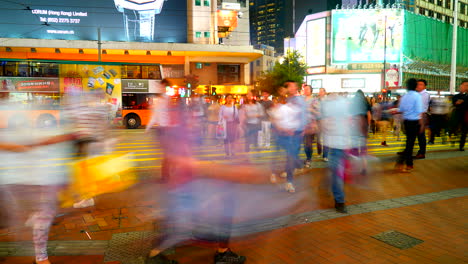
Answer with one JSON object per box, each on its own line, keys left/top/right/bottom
{"left": 0, "top": 61, "right": 59, "bottom": 77}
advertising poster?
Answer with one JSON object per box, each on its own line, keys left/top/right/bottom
{"left": 306, "top": 18, "right": 326, "bottom": 67}
{"left": 331, "top": 9, "right": 403, "bottom": 64}
{"left": 59, "top": 64, "right": 122, "bottom": 105}
{"left": 0, "top": 77, "right": 59, "bottom": 92}
{"left": 0, "top": 0, "right": 187, "bottom": 43}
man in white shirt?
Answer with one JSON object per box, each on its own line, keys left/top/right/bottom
{"left": 415, "top": 79, "right": 430, "bottom": 159}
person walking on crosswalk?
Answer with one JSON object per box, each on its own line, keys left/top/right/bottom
{"left": 395, "top": 78, "right": 425, "bottom": 173}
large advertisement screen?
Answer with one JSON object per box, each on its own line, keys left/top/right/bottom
{"left": 306, "top": 18, "right": 326, "bottom": 67}
{"left": 0, "top": 0, "right": 187, "bottom": 43}
{"left": 331, "top": 9, "right": 403, "bottom": 64}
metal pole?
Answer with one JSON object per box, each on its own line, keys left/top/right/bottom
{"left": 97, "top": 28, "right": 102, "bottom": 62}
{"left": 382, "top": 15, "right": 387, "bottom": 91}
{"left": 449, "top": 0, "right": 458, "bottom": 94}
{"left": 293, "top": 0, "right": 296, "bottom": 35}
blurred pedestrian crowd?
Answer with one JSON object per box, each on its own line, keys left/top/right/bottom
{"left": 0, "top": 78, "right": 467, "bottom": 264}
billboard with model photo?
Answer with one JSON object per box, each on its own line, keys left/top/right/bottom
{"left": 0, "top": 0, "right": 187, "bottom": 43}
{"left": 331, "top": 9, "right": 403, "bottom": 64}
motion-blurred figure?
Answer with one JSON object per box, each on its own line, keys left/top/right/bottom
{"left": 271, "top": 81, "right": 306, "bottom": 193}
{"left": 415, "top": 79, "right": 430, "bottom": 159}
{"left": 320, "top": 93, "right": 355, "bottom": 213}
{"left": 450, "top": 80, "right": 468, "bottom": 151}
{"left": 395, "top": 78, "right": 424, "bottom": 173}
{"left": 258, "top": 91, "right": 273, "bottom": 149}
{"left": 239, "top": 91, "right": 263, "bottom": 153}
{"left": 428, "top": 91, "right": 450, "bottom": 145}
{"left": 219, "top": 95, "right": 240, "bottom": 158}
{"left": 207, "top": 97, "right": 221, "bottom": 144}
{"left": 146, "top": 79, "right": 189, "bottom": 182}
{"left": 302, "top": 85, "right": 320, "bottom": 168}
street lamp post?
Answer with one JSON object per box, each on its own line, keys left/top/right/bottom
{"left": 449, "top": 0, "right": 459, "bottom": 94}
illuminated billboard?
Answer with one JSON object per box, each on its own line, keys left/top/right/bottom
{"left": 306, "top": 18, "right": 326, "bottom": 67}
{"left": 331, "top": 9, "right": 403, "bottom": 64}
{"left": 0, "top": 0, "right": 187, "bottom": 43}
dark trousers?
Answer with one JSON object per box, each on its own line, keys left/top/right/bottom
{"left": 417, "top": 114, "right": 428, "bottom": 155}
{"left": 429, "top": 114, "right": 448, "bottom": 143}
{"left": 397, "top": 120, "right": 420, "bottom": 167}
{"left": 304, "top": 133, "right": 320, "bottom": 161}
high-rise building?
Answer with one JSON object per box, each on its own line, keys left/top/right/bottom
{"left": 411, "top": 0, "right": 468, "bottom": 28}
{"left": 249, "top": 0, "right": 287, "bottom": 53}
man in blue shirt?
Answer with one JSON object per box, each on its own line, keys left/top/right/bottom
{"left": 396, "top": 78, "right": 424, "bottom": 172}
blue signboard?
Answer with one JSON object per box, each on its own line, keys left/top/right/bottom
{"left": 0, "top": 0, "right": 187, "bottom": 43}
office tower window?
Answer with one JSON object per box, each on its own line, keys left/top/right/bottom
{"left": 204, "top": 0, "right": 210, "bottom": 6}
{"left": 196, "top": 32, "right": 202, "bottom": 38}
{"left": 195, "top": 0, "right": 201, "bottom": 6}
{"left": 204, "top": 32, "right": 210, "bottom": 38}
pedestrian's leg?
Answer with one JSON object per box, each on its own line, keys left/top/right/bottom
{"left": 328, "top": 149, "right": 345, "bottom": 205}
{"left": 460, "top": 122, "right": 467, "bottom": 150}
{"left": 316, "top": 133, "right": 322, "bottom": 156}
{"left": 31, "top": 186, "right": 58, "bottom": 264}
{"left": 303, "top": 134, "right": 313, "bottom": 162}
{"left": 405, "top": 121, "right": 419, "bottom": 167}
{"left": 285, "top": 136, "right": 294, "bottom": 183}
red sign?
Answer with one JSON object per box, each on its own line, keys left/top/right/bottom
{"left": 63, "top": 77, "right": 83, "bottom": 93}
{"left": 218, "top": 10, "right": 238, "bottom": 28}
{"left": 385, "top": 67, "right": 399, "bottom": 88}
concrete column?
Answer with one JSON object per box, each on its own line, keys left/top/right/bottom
{"left": 184, "top": 56, "right": 191, "bottom": 76}
{"left": 244, "top": 63, "right": 251, "bottom": 85}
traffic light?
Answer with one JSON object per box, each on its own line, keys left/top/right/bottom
{"left": 212, "top": 87, "right": 217, "bottom": 95}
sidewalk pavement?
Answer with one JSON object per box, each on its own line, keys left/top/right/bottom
{"left": 0, "top": 154, "right": 467, "bottom": 264}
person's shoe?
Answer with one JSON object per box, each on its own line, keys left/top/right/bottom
{"left": 413, "top": 154, "right": 425, "bottom": 159}
{"left": 335, "top": 202, "right": 348, "bottom": 214}
{"left": 145, "top": 254, "right": 178, "bottom": 264}
{"left": 381, "top": 141, "right": 389, "bottom": 146}
{"left": 279, "top": 172, "right": 287, "bottom": 178}
{"left": 270, "top": 174, "right": 277, "bottom": 183}
{"left": 406, "top": 165, "right": 414, "bottom": 171}
{"left": 460, "top": 148, "right": 465, "bottom": 151}
{"left": 397, "top": 151, "right": 404, "bottom": 155}
{"left": 73, "top": 198, "right": 95, "bottom": 209}
{"left": 304, "top": 160, "right": 312, "bottom": 168}
{"left": 214, "top": 249, "right": 246, "bottom": 264}
{"left": 323, "top": 157, "right": 329, "bottom": 162}
{"left": 285, "top": 182, "right": 296, "bottom": 193}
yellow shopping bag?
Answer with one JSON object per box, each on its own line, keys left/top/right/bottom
{"left": 60, "top": 153, "right": 136, "bottom": 208}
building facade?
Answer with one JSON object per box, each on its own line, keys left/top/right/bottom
{"left": 250, "top": 44, "right": 277, "bottom": 85}
{"left": 290, "top": 7, "right": 468, "bottom": 94}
